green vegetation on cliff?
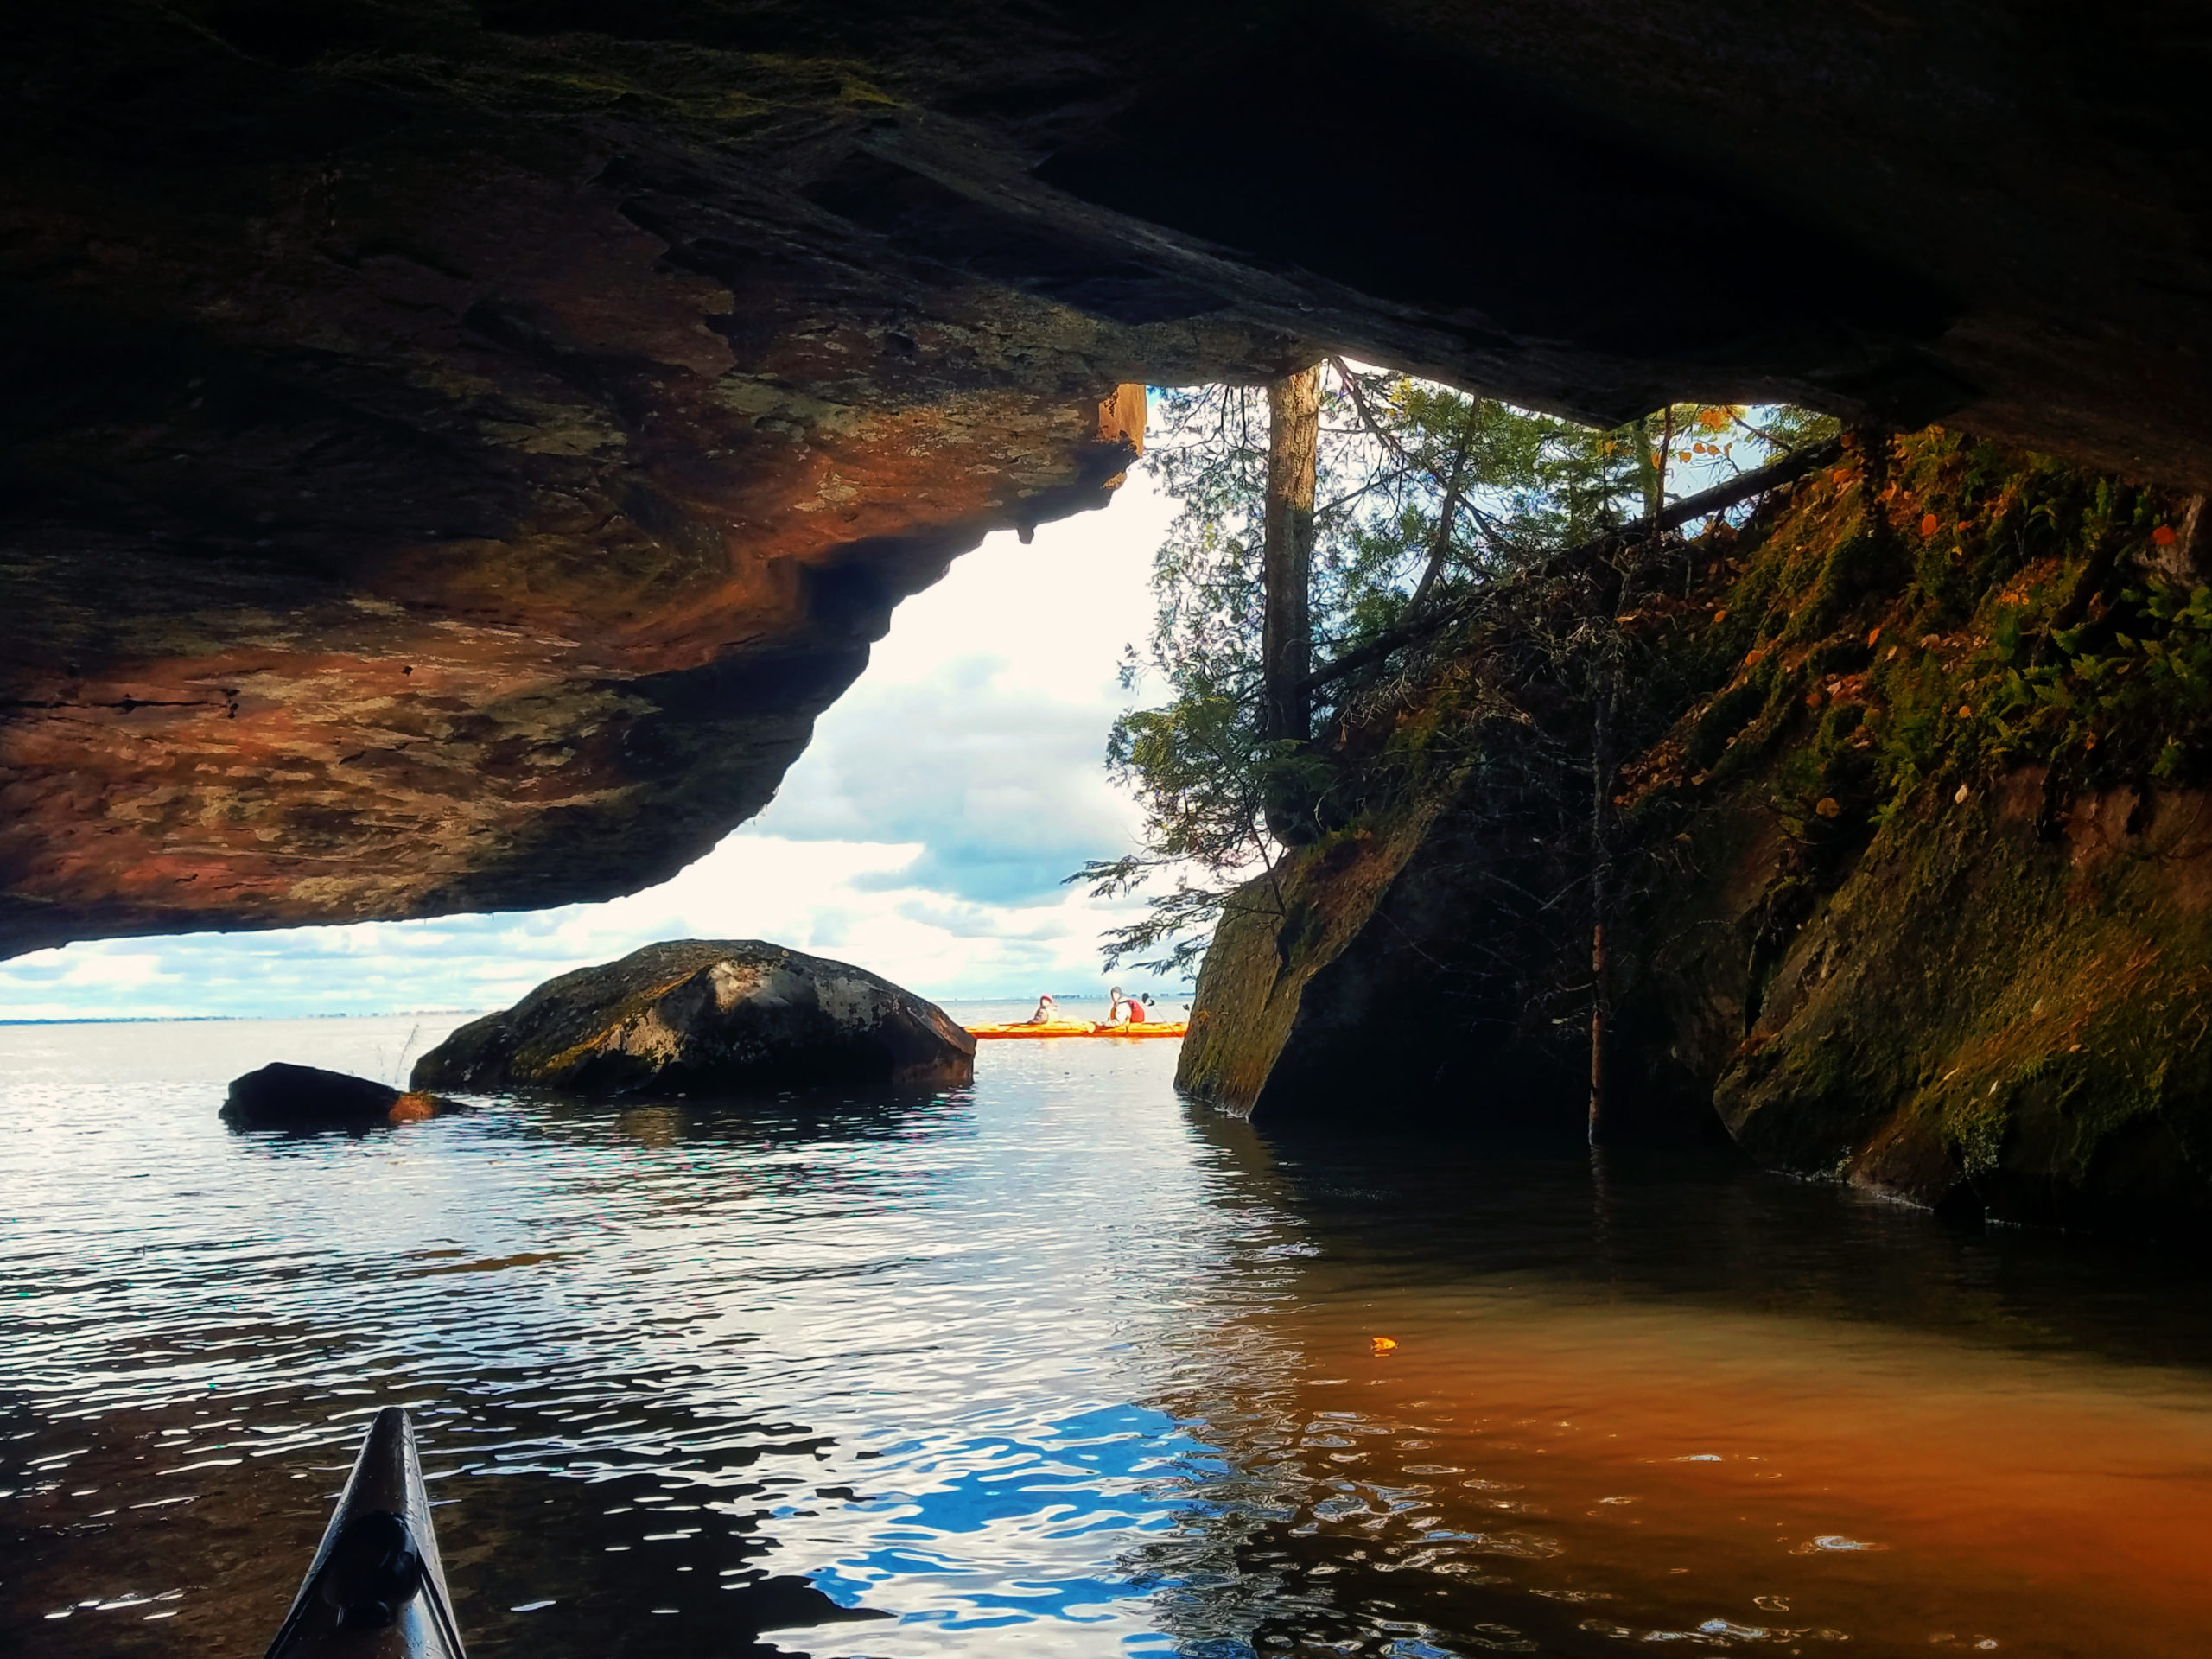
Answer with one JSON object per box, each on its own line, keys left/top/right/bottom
{"left": 1665, "top": 429, "right": 2209, "bottom": 840}
{"left": 1173, "top": 415, "right": 2212, "bottom": 1231}
{"left": 1625, "top": 431, "right": 2212, "bottom": 1226}
{"left": 1082, "top": 365, "right": 1827, "bottom": 977}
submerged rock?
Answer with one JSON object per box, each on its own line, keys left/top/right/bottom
{"left": 410, "top": 940, "right": 975, "bottom": 1098}
{"left": 222, "top": 1062, "right": 431, "bottom": 1128}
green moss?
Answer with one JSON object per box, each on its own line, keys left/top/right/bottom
{"left": 1687, "top": 682, "right": 1757, "bottom": 767}
{"left": 1684, "top": 433, "right": 2210, "bottom": 829}
{"left": 1625, "top": 431, "right": 2212, "bottom": 1221}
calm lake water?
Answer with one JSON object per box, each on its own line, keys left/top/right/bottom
{"left": 8, "top": 1011, "right": 2212, "bottom": 1658}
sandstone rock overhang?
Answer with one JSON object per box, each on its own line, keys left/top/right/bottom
{"left": 5, "top": 2, "right": 2207, "bottom": 957}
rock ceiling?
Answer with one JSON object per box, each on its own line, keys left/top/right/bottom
{"left": 3, "top": 1, "right": 2206, "bottom": 957}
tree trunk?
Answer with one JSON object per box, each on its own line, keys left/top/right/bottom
{"left": 1262, "top": 366, "right": 1322, "bottom": 746}
{"left": 1404, "top": 405, "right": 1478, "bottom": 621}
{"left": 1588, "top": 676, "right": 1613, "bottom": 1146}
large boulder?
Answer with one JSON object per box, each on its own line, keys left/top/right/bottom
{"left": 410, "top": 940, "right": 974, "bottom": 1098}
{"left": 222, "top": 1062, "right": 434, "bottom": 1128}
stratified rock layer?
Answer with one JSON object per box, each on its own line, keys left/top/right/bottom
{"left": 6, "top": 3, "right": 2212, "bottom": 955}
{"left": 411, "top": 938, "right": 975, "bottom": 1096}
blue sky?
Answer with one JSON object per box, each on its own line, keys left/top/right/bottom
{"left": 0, "top": 479, "right": 1185, "bottom": 1020}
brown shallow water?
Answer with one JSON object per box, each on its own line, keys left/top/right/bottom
{"left": 6, "top": 1013, "right": 2212, "bottom": 1657}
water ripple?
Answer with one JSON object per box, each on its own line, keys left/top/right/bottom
{"left": 10, "top": 1014, "right": 2212, "bottom": 1656}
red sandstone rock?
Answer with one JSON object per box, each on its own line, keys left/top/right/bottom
{"left": 5, "top": 5, "right": 2210, "bottom": 956}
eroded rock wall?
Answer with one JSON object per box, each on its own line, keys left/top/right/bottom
{"left": 7, "top": 1, "right": 2212, "bottom": 954}
{"left": 1703, "top": 773, "right": 2212, "bottom": 1233}
{"left": 0, "top": 10, "right": 1268, "bottom": 956}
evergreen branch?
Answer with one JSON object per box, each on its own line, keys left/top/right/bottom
{"left": 1299, "top": 435, "right": 1842, "bottom": 693}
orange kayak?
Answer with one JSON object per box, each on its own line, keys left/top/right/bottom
{"left": 966, "top": 1021, "right": 1187, "bottom": 1040}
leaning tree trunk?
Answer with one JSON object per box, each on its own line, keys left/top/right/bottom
{"left": 1262, "top": 366, "right": 1322, "bottom": 748}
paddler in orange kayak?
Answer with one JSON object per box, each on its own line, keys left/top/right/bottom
{"left": 1023, "top": 993, "right": 1059, "bottom": 1025}
{"left": 1109, "top": 988, "right": 1147, "bottom": 1027}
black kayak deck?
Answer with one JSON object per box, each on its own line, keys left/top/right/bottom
{"left": 264, "top": 1407, "right": 465, "bottom": 1659}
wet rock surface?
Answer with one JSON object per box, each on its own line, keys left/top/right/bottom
{"left": 1178, "top": 784, "right": 1711, "bottom": 1149}
{"left": 5, "top": 3, "right": 2211, "bottom": 954}
{"left": 410, "top": 939, "right": 975, "bottom": 1097}
{"left": 221, "top": 1061, "right": 404, "bottom": 1127}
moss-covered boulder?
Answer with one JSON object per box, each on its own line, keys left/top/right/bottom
{"left": 1178, "top": 784, "right": 1719, "bottom": 1147}
{"left": 1178, "top": 786, "right": 1593, "bottom": 1135}
{"left": 1179, "top": 428, "right": 2212, "bottom": 1230}
{"left": 411, "top": 941, "right": 974, "bottom": 1098}
{"left": 1705, "top": 771, "right": 2212, "bottom": 1231}
{"left": 1178, "top": 800, "right": 1460, "bottom": 1120}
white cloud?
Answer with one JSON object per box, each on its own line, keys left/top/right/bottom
{"left": 0, "top": 475, "right": 1189, "bottom": 1020}
{"left": 60, "top": 953, "right": 173, "bottom": 988}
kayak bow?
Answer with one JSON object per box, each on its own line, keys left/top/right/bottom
{"left": 264, "top": 1407, "right": 465, "bottom": 1659}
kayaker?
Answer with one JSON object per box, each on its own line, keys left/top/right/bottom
{"left": 1024, "top": 993, "right": 1058, "bottom": 1025}
{"left": 1109, "top": 988, "right": 1146, "bottom": 1026}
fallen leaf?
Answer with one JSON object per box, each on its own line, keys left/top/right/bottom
{"left": 1713, "top": 607, "right": 1729, "bottom": 624}
{"left": 1920, "top": 512, "right": 1941, "bottom": 537}
{"left": 1955, "top": 783, "right": 1972, "bottom": 804}
{"left": 1815, "top": 798, "right": 1841, "bottom": 818}
{"left": 1958, "top": 704, "right": 1974, "bottom": 718}
{"left": 2154, "top": 525, "right": 2178, "bottom": 547}
{"left": 1866, "top": 626, "right": 1882, "bottom": 646}
{"left": 1370, "top": 1336, "right": 1398, "bottom": 1355}
{"left": 2084, "top": 732, "right": 2099, "bottom": 750}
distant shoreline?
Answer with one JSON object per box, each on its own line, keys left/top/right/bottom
{"left": 0, "top": 1010, "right": 486, "bottom": 1026}
{"left": 0, "top": 994, "right": 1192, "bottom": 1027}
